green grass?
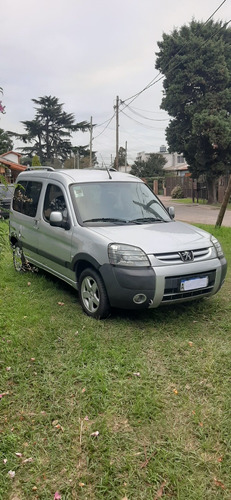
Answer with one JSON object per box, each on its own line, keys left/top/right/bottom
{"left": 171, "top": 198, "right": 231, "bottom": 209}
{"left": 0, "top": 222, "right": 231, "bottom": 499}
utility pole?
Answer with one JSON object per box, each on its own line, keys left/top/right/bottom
{"left": 77, "top": 150, "right": 80, "bottom": 169}
{"left": 125, "top": 141, "right": 127, "bottom": 172}
{"left": 89, "top": 116, "right": 93, "bottom": 168}
{"left": 114, "top": 96, "right": 119, "bottom": 170}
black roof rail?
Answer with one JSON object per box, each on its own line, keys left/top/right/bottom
{"left": 25, "top": 166, "right": 55, "bottom": 171}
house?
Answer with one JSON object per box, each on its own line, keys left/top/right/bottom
{"left": 136, "top": 146, "right": 189, "bottom": 177}
{"left": 0, "top": 151, "right": 26, "bottom": 183}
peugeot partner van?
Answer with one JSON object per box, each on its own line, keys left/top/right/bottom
{"left": 9, "top": 167, "right": 227, "bottom": 318}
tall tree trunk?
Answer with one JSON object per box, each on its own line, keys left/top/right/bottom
{"left": 216, "top": 174, "right": 231, "bottom": 227}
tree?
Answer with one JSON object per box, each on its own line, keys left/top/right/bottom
{"left": 113, "top": 147, "right": 127, "bottom": 169}
{"left": 130, "top": 153, "right": 166, "bottom": 178}
{"left": 0, "top": 87, "right": 5, "bottom": 114}
{"left": 0, "top": 128, "right": 13, "bottom": 155}
{"left": 64, "top": 146, "right": 98, "bottom": 169}
{"left": 32, "top": 154, "right": 41, "bottom": 166}
{"left": 10, "top": 96, "right": 91, "bottom": 165}
{"left": 155, "top": 20, "right": 231, "bottom": 204}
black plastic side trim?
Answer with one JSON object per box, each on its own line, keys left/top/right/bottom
{"left": 71, "top": 252, "right": 101, "bottom": 271}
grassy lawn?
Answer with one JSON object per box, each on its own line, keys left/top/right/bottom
{"left": 171, "top": 198, "right": 231, "bottom": 209}
{"left": 0, "top": 222, "right": 231, "bottom": 499}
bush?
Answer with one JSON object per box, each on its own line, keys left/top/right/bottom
{"left": 171, "top": 185, "right": 184, "bottom": 199}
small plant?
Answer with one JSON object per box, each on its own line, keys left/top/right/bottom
{"left": 171, "top": 185, "right": 184, "bottom": 199}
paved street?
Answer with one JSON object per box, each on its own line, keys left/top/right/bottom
{"left": 158, "top": 196, "right": 231, "bottom": 227}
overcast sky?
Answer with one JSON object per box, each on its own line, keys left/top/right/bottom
{"left": 1, "top": 0, "right": 230, "bottom": 166}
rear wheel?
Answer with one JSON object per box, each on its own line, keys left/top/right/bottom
{"left": 13, "top": 244, "right": 26, "bottom": 272}
{"left": 79, "top": 268, "right": 110, "bottom": 319}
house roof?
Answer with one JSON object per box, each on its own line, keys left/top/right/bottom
{"left": 0, "top": 157, "right": 26, "bottom": 172}
{"left": 163, "top": 164, "right": 188, "bottom": 172}
{"left": 0, "top": 151, "right": 22, "bottom": 158}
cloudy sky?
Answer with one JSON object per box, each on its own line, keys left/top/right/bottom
{"left": 1, "top": 0, "right": 230, "bottom": 166}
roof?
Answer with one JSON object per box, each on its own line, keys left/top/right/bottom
{"left": 163, "top": 164, "right": 188, "bottom": 172}
{"left": 0, "top": 157, "right": 26, "bottom": 172}
{"left": 17, "top": 167, "right": 140, "bottom": 185}
{"left": 0, "top": 151, "right": 22, "bottom": 158}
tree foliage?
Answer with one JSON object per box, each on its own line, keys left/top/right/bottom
{"left": 130, "top": 153, "right": 166, "bottom": 178}
{"left": 0, "top": 128, "right": 13, "bottom": 155}
{"left": 155, "top": 20, "right": 231, "bottom": 203}
{"left": 64, "top": 146, "right": 98, "bottom": 169}
{"left": 9, "top": 96, "right": 90, "bottom": 165}
{"left": 113, "top": 147, "right": 127, "bottom": 169}
{"left": 0, "top": 87, "right": 5, "bottom": 114}
{"left": 32, "top": 154, "right": 41, "bottom": 166}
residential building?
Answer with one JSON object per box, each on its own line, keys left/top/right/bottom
{"left": 0, "top": 151, "right": 26, "bottom": 182}
{"left": 136, "top": 146, "right": 189, "bottom": 176}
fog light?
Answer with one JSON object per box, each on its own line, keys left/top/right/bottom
{"left": 133, "top": 293, "right": 147, "bottom": 304}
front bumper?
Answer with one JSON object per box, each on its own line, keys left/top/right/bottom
{"left": 100, "top": 264, "right": 155, "bottom": 309}
{"left": 100, "top": 257, "right": 227, "bottom": 310}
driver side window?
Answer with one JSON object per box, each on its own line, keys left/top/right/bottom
{"left": 43, "top": 184, "right": 68, "bottom": 223}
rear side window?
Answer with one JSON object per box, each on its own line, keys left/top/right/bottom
{"left": 13, "top": 181, "right": 42, "bottom": 217}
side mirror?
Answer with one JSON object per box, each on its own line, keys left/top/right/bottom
{"left": 50, "top": 211, "right": 63, "bottom": 226}
{"left": 50, "top": 211, "right": 70, "bottom": 230}
{"left": 167, "top": 206, "right": 175, "bottom": 219}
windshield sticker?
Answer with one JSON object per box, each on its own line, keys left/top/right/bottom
{"left": 74, "top": 187, "right": 84, "bottom": 198}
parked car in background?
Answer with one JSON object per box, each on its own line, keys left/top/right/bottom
{"left": 0, "top": 183, "right": 14, "bottom": 219}
{"left": 9, "top": 167, "right": 227, "bottom": 319}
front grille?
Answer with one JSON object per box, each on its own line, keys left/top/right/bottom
{"left": 162, "top": 270, "right": 216, "bottom": 302}
{"left": 155, "top": 247, "right": 210, "bottom": 263}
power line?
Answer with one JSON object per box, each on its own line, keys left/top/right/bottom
{"left": 126, "top": 104, "right": 169, "bottom": 121}
{"left": 120, "top": 109, "right": 167, "bottom": 130}
{"left": 205, "top": 0, "right": 227, "bottom": 24}
{"left": 93, "top": 112, "right": 115, "bottom": 140}
{"left": 92, "top": 0, "right": 228, "bottom": 159}
{"left": 121, "top": 0, "right": 228, "bottom": 108}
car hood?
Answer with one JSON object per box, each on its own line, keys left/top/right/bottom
{"left": 89, "top": 220, "right": 212, "bottom": 253}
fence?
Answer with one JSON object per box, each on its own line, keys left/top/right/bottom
{"left": 165, "top": 176, "right": 209, "bottom": 201}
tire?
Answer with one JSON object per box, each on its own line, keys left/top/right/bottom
{"left": 13, "top": 244, "right": 26, "bottom": 272}
{"left": 79, "top": 268, "right": 111, "bottom": 319}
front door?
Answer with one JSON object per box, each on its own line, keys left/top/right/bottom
{"left": 37, "top": 182, "right": 75, "bottom": 285}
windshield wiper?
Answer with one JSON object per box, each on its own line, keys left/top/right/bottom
{"left": 83, "top": 217, "right": 128, "bottom": 224}
{"left": 129, "top": 217, "right": 167, "bottom": 224}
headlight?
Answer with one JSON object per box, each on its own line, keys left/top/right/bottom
{"left": 211, "top": 235, "right": 224, "bottom": 259}
{"left": 108, "top": 243, "right": 150, "bottom": 267}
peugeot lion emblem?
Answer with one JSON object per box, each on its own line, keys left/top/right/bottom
{"left": 179, "top": 250, "right": 194, "bottom": 262}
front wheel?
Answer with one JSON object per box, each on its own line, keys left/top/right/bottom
{"left": 79, "top": 268, "right": 111, "bottom": 319}
{"left": 13, "top": 244, "right": 26, "bottom": 272}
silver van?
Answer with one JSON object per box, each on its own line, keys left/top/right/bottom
{"left": 9, "top": 167, "right": 227, "bottom": 318}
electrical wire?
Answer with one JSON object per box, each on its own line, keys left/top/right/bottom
{"left": 120, "top": 109, "right": 167, "bottom": 130}
{"left": 125, "top": 105, "right": 169, "bottom": 115}
{"left": 121, "top": 0, "right": 228, "bottom": 108}
{"left": 125, "top": 104, "right": 169, "bottom": 121}
{"left": 93, "top": 112, "right": 115, "bottom": 140}
{"left": 92, "top": 0, "right": 228, "bottom": 157}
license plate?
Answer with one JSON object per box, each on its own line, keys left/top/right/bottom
{"left": 180, "top": 276, "right": 209, "bottom": 291}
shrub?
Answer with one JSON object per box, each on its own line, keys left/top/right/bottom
{"left": 171, "top": 185, "right": 184, "bottom": 199}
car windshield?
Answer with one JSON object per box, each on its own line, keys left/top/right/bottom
{"left": 70, "top": 181, "right": 171, "bottom": 225}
